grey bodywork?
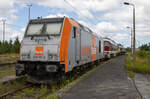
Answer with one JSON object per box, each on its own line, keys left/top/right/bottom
{"left": 67, "top": 26, "right": 104, "bottom": 71}
{"left": 19, "top": 17, "right": 104, "bottom": 73}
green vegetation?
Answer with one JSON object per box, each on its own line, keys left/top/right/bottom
{"left": 128, "top": 71, "right": 134, "bottom": 79}
{"left": 23, "top": 88, "right": 34, "bottom": 97}
{"left": 0, "top": 54, "right": 18, "bottom": 78}
{"left": 13, "top": 95, "right": 22, "bottom": 99}
{"left": 0, "top": 54, "right": 19, "bottom": 63}
{"left": 40, "top": 85, "right": 48, "bottom": 96}
{"left": 46, "top": 94, "right": 58, "bottom": 99}
{"left": 0, "top": 37, "right": 20, "bottom": 54}
{"left": 126, "top": 43, "right": 150, "bottom": 73}
{"left": 0, "top": 66, "right": 15, "bottom": 78}
{"left": 0, "top": 77, "right": 27, "bottom": 95}
{"left": 126, "top": 53, "right": 150, "bottom": 73}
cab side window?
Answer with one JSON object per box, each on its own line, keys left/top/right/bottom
{"left": 99, "top": 41, "right": 101, "bottom": 53}
{"left": 71, "top": 27, "right": 76, "bottom": 38}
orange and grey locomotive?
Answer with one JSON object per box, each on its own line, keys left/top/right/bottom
{"left": 15, "top": 17, "right": 104, "bottom": 83}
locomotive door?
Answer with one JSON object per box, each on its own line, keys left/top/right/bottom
{"left": 75, "top": 28, "right": 81, "bottom": 63}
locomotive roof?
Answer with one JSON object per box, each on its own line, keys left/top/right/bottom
{"left": 70, "top": 18, "right": 103, "bottom": 39}
{"left": 29, "top": 17, "right": 102, "bottom": 39}
{"left": 29, "top": 17, "right": 64, "bottom": 24}
{"left": 70, "top": 18, "right": 93, "bottom": 32}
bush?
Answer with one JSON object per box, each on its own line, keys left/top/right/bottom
{"left": 126, "top": 54, "right": 150, "bottom": 74}
{"left": 136, "top": 50, "right": 147, "bottom": 57}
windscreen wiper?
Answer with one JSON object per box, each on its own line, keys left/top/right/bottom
{"left": 30, "top": 34, "right": 40, "bottom": 40}
{"left": 43, "top": 34, "right": 51, "bottom": 40}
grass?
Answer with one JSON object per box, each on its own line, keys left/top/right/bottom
{"left": 13, "top": 95, "right": 22, "bottom": 99}
{"left": 40, "top": 85, "right": 48, "bottom": 96}
{"left": 23, "top": 88, "right": 34, "bottom": 97}
{"left": 0, "top": 53, "right": 19, "bottom": 63}
{"left": 126, "top": 52, "right": 150, "bottom": 73}
{"left": 0, "top": 54, "right": 18, "bottom": 78}
{"left": 128, "top": 71, "right": 134, "bottom": 79}
{"left": 0, "top": 77, "right": 27, "bottom": 95}
{"left": 47, "top": 94, "right": 58, "bottom": 99}
{"left": 0, "top": 66, "right": 15, "bottom": 78}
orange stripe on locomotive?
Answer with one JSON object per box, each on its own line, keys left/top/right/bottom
{"left": 59, "top": 17, "right": 80, "bottom": 72}
{"left": 91, "top": 34, "right": 96, "bottom": 61}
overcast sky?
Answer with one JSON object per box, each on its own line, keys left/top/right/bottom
{"left": 0, "top": 0, "right": 149, "bottom": 47}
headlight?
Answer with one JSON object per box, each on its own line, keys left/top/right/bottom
{"left": 46, "top": 65, "right": 57, "bottom": 72}
{"left": 48, "top": 54, "right": 58, "bottom": 60}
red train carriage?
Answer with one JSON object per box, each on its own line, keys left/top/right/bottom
{"left": 103, "top": 38, "right": 118, "bottom": 58}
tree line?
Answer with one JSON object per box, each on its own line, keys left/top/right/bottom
{"left": 0, "top": 37, "right": 20, "bottom": 54}
{"left": 137, "top": 43, "right": 150, "bottom": 58}
{"left": 139, "top": 43, "right": 150, "bottom": 51}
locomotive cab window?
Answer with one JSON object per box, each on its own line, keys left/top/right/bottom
{"left": 45, "top": 23, "right": 62, "bottom": 35}
{"left": 25, "top": 22, "right": 62, "bottom": 36}
{"left": 99, "top": 41, "right": 101, "bottom": 53}
{"left": 71, "top": 27, "right": 76, "bottom": 38}
{"left": 26, "top": 24, "right": 43, "bottom": 35}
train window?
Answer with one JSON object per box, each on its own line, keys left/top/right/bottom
{"left": 26, "top": 22, "right": 62, "bottom": 36}
{"left": 26, "top": 24, "right": 43, "bottom": 35}
{"left": 99, "top": 41, "right": 101, "bottom": 53}
{"left": 45, "top": 23, "right": 62, "bottom": 35}
{"left": 72, "top": 27, "right": 76, "bottom": 38}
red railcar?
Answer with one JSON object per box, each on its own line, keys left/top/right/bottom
{"left": 103, "top": 38, "right": 118, "bottom": 58}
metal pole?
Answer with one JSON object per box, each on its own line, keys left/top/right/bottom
{"left": 29, "top": 6, "right": 30, "bottom": 21}
{"left": 131, "top": 27, "right": 133, "bottom": 55}
{"left": 133, "top": 6, "right": 136, "bottom": 61}
{"left": 124, "top": 2, "right": 136, "bottom": 61}
{"left": 126, "top": 26, "right": 133, "bottom": 54}
{"left": 2, "top": 19, "right": 6, "bottom": 42}
{"left": 27, "top": 4, "right": 32, "bottom": 21}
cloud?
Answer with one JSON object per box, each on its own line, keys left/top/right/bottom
{"left": 0, "top": 0, "right": 22, "bottom": 41}
{"left": 95, "top": 22, "right": 119, "bottom": 34}
{"left": 0, "top": 26, "right": 23, "bottom": 41}
{"left": 77, "top": 10, "right": 94, "bottom": 19}
{"left": 45, "top": 13, "right": 68, "bottom": 18}
{"left": 14, "top": 0, "right": 119, "bottom": 19}
{"left": 0, "top": 0, "right": 150, "bottom": 47}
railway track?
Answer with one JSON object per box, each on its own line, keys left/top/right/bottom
{"left": 0, "top": 84, "right": 33, "bottom": 99}
{"left": 0, "top": 62, "right": 16, "bottom": 67}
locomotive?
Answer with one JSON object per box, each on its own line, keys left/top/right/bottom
{"left": 15, "top": 17, "right": 105, "bottom": 83}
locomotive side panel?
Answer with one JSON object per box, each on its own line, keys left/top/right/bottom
{"left": 95, "top": 37, "right": 104, "bottom": 61}
{"left": 80, "top": 29, "right": 92, "bottom": 65}
{"left": 67, "top": 27, "right": 82, "bottom": 71}
{"left": 67, "top": 27, "right": 76, "bottom": 71}
{"left": 67, "top": 25, "right": 92, "bottom": 71}
{"left": 67, "top": 26, "right": 105, "bottom": 71}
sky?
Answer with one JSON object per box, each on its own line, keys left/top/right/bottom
{"left": 0, "top": 0, "right": 150, "bottom": 48}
